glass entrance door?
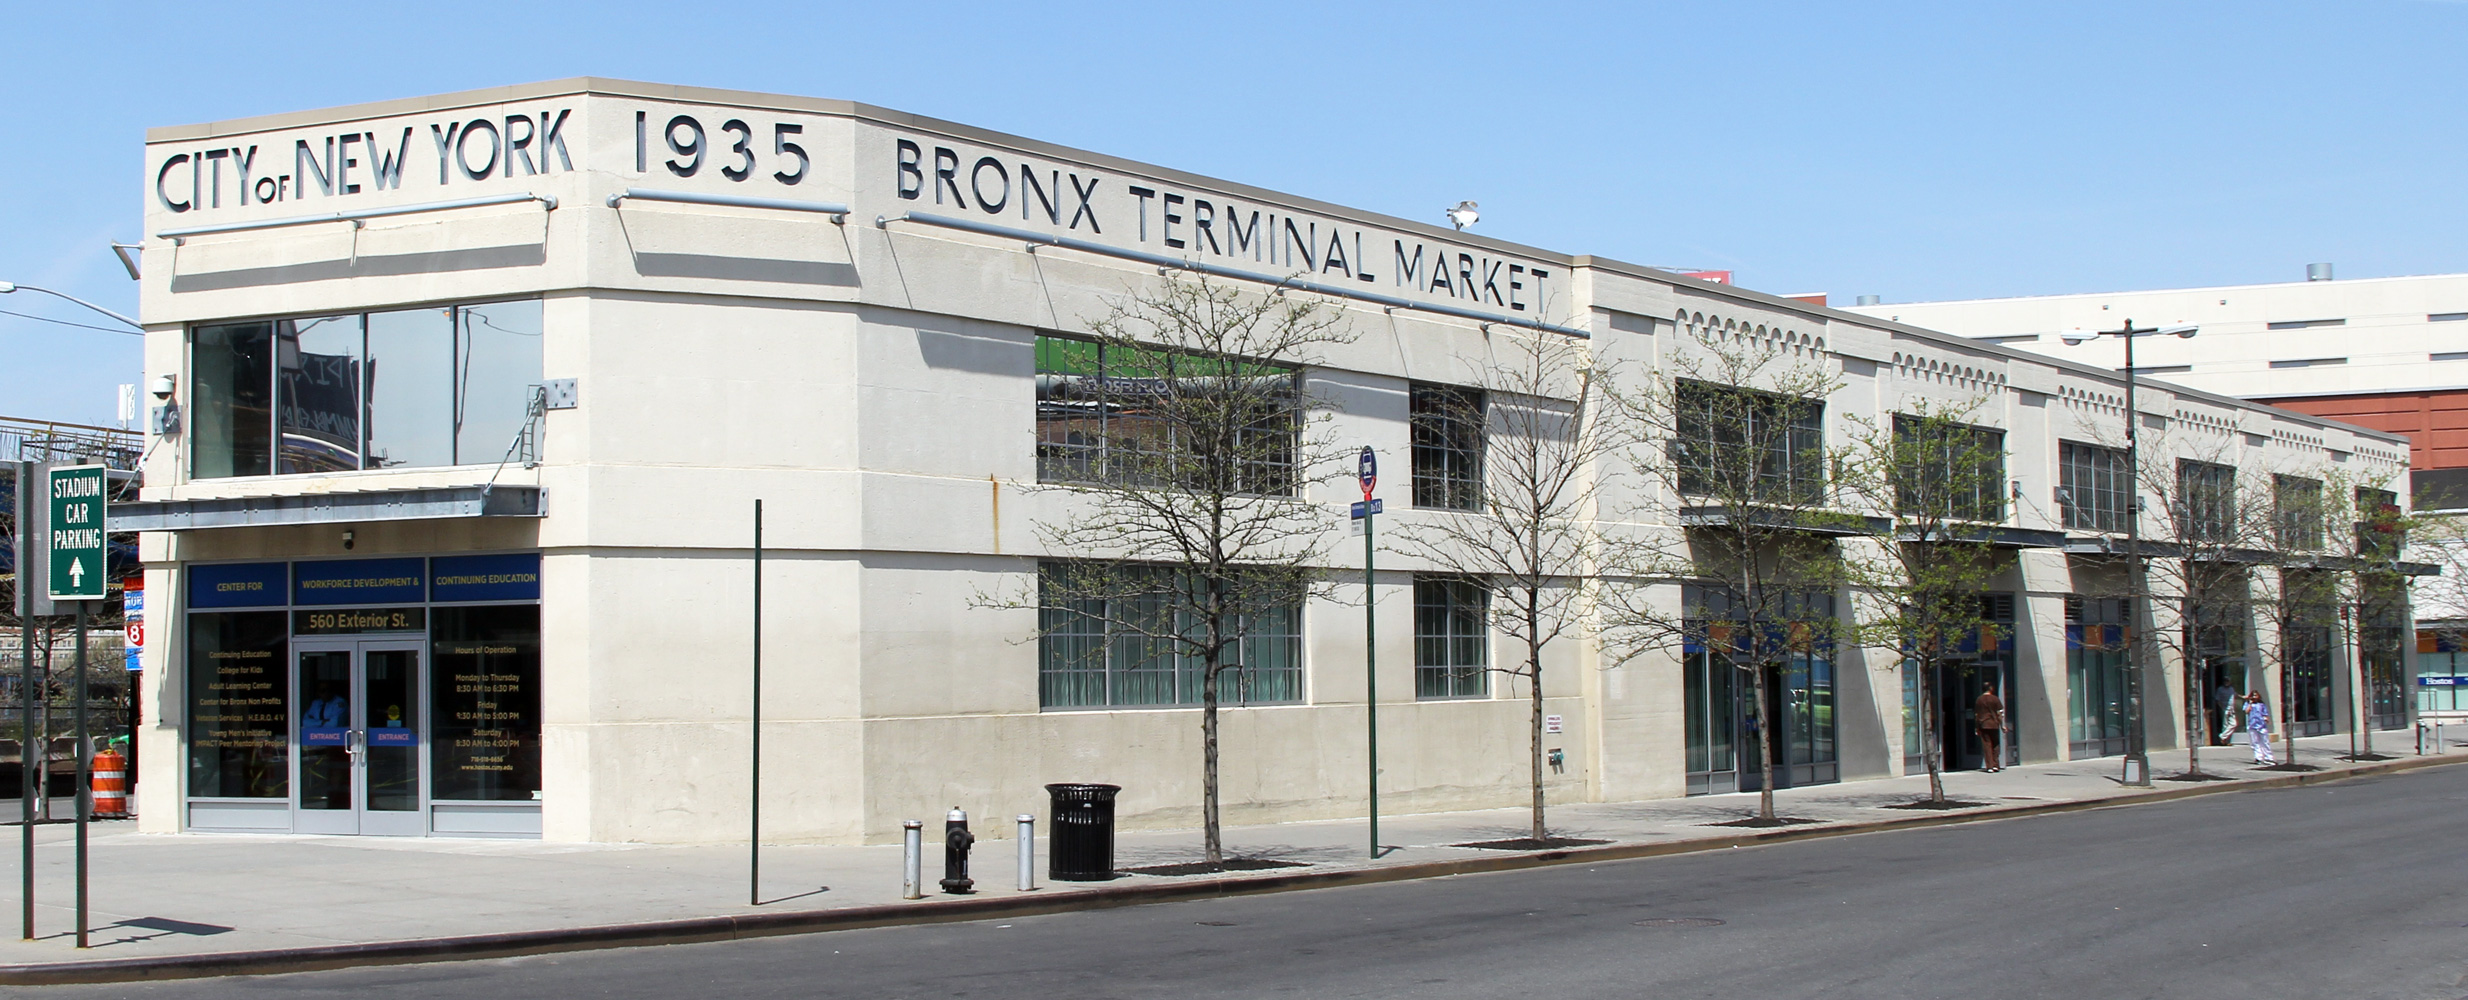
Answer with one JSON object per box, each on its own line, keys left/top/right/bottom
{"left": 292, "top": 640, "right": 425, "bottom": 835}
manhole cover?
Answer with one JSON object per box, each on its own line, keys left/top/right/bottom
{"left": 1634, "top": 917, "right": 1726, "bottom": 928}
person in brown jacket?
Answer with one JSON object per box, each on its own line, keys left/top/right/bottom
{"left": 1974, "top": 687, "right": 2007, "bottom": 772}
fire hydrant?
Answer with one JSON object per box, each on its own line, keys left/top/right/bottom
{"left": 940, "top": 807, "right": 976, "bottom": 894}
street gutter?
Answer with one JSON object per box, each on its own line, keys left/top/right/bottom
{"left": 3, "top": 752, "right": 2459, "bottom": 985}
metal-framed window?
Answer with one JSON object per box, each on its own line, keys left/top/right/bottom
{"left": 2356, "top": 487, "right": 2403, "bottom": 561}
{"left": 2273, "top": 475, "right": 2325, "bottom": 551}
{"left": 1035, "top": 563, "right": 1303, "bottom": 710}
{"left": 1033, "top": 335, "right": 1299, "bottom": 495}
{"left": 188, "top": 300, "right": 544, "bottom": 479}
{"left": 1892, "top": 414, "right": 2006, "bottom": 522}
{"left": 1413, "top": 576, "right": 1489, "bottom": 699}
{"left": 1410, "top": 384, "right": 1484, "bottom": 511}
{"left": 2175, "top": 461, "right": 2237, "bottom": 544}
{"left": 1673, "top": 380, "right": 1825, "bottom": 504}
{"left": 2058, "top": 441, "right": 2132, "bottom": 532}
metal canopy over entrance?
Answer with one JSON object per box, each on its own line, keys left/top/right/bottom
{"left": 110, "top": 485, "right": 543, "bottom": 531}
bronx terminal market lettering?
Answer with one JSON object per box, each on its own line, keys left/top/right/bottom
{"left": 892, "top": 136, "right": 1558, "bottom": 316}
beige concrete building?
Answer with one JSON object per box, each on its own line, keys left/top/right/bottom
{"left": 120, "top": 79, "right": 2417, "bottom": 845}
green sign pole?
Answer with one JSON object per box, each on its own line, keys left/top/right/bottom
{"left": 45, "top": 464, "right": 104, "bottom": 949}
{"left": 1357, "top": 446, "right": 1379, "bottom": 861}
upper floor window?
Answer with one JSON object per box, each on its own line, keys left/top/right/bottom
{"left": 1411, "top": 384, "right": 1484, "bottom": 510}
{"left": 2273, "top": 475, "right": 2324, "bottom": 551}
{"left": 1672, "top": 379, "right": 1825, "bottom": 504}
{"left": 2356, "top": 486, "right": 2403, "bottom": 560}
{"left": 2175, "top": 461, "right": 2237, "bottom": 544}
{"left": 189, "top": 300, "right": 542, "bottom": 479}
{"left": 1033, "top": 335, "right": 1297, "bottom": 495}
{"left": 1892, "top": 415, "right": 2006, "bottom": 522}
{"left": 2058, "top": 441, "right": 2131, "bottom": 532}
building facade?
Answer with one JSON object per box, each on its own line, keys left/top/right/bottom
{"left": 122, "top": 80, "right": 2416, "bottom": 845}
{"left": 1848, "top": 272, "right": 2459, "bottom": 723}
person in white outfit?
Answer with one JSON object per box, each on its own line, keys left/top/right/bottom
{"left": 2247, "top": 692, "right": 2276, "bottom": 765}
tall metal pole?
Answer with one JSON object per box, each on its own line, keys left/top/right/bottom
{"left": 750, "top": 499, "right": 763, "bottom": 906}
{"left": 72, "top": 601, "right": 87, "bottom": 948}
{"left": 2121, "top": 324, "right": 2153, "bottom": 787}
{"left": 1364, "top": 505, "right": 1378, "bottom": 859}
{"left": 16, "top": 461, "right": 35, "bottom": 941}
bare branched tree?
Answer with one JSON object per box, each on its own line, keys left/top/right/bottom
{"left": 1837, "top": 398, "right": 2016, "bottom": 805}
{"left": 1600, "top": 325, "right": 1853, "bottom": 823}
{"left": 991, "top": 274, "right": 1354, "bottom": 867}
{"left": 2133, "top": 433, "right": 2277, "bottom": 780}
{"left": 1385, "top": 331, "right": 1614, "bottom": 844}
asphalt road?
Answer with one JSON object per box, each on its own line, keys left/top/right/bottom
{"left": 45, "top": 765, "right": 2468, "bottom": 1000}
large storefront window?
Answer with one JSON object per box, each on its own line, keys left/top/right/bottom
{"left": 2363, "top": 581, "right": 2409, "bottom": 731}
{"left": 2067, "top": 595, "right": 2132, "bottom": 758}
{"left": 186, "top": 611, "right": 290, "bottom": 797}
{"left": 1031, "top": 335, "right": 1300, "bottom": 494}
{"left": 1036, "top": 563, "right": 1303, "bottom": 709}
{"left": 2421, "top": 640, "right": 2467, "bottom": 715}
{"left": 431, "top": 605, "right": 542, "bottom": 801}
{"left": 1682, "top": 585, "right": 1837, "bottom": 795}
{"left": 183, "top": 554, "right": 542, "bottom": 835}
{"left": 190, "top": 300, "right": 542, "bottom": 478}
{"left": 2283, "top": 623, "right": 2337, "bottom": 736}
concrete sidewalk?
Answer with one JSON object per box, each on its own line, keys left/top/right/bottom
{"left": 1, "top": 731, "right": 2458, "bottom": 982}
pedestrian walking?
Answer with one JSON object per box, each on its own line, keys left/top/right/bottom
{"left": 2214, "top": 680, "right": 2240, "bottom": 745}
{"left": 2247, "top": 691, "right": 2276, "bottom": 765}
{"left": 1974, "top": 686, "right": 2006, "bottom": 772}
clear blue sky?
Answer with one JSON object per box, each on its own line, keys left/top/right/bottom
{"left": 6, "top": 0, "right": 2466, "bottom": 425}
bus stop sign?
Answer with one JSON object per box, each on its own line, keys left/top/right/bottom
{"left": 46, "top": 464, "right": 107, "bottom": 601}
{"left": 1357, "top": 446, "right": 1376, "bottom": 499}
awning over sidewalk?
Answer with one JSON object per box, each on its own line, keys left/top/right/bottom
{"left": 108, "top": 485, "right": 544, "bottom": 531}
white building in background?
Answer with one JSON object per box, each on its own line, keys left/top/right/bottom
{"left": 119, "top": 79, "right": 2417, "bottom": 845}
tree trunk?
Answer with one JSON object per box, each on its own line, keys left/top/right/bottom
{"left": 1753, "top": 662, "right": 1777, "bottom": 821}
{"left": 2359, "top": 641, "right": 2376, "bottom": 757}
{"left": 1923, "top": 659, "right": 1945, "bottom": 804}
{"left": 32, "top": 650, "right": 50, "bottom": 822}
{"left": 1528, "top": 637, "right": 1546, "bottom": 844}
{"left": 1201, "top": 657, "right": 1223, "bottom": 867}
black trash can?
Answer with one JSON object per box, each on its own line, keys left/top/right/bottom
{"left": 1046, "top": 783, "right": 1121, "bottom": 881}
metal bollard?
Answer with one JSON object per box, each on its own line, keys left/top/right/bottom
{"left": 940, "top": 807, "right": 976, "bottom": 895}
{"left": 1016, "top": 814, "right": 1036, "bottom": 891}
{"left": 902, "top": 820, "right": 924, "bottom": 900}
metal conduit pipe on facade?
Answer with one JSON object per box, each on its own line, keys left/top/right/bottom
{"left": 156, "top": 193, "right": 559, "bottom": 242}
{"left": 605, "top": 188, "right": 851, "bottom": 222}
{"left": 880, "top": 211, "right": 1593, "bottom": 339}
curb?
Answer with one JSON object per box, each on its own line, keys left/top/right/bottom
{"left": 3, "top": 751, "right": 2459, "bottom": 985}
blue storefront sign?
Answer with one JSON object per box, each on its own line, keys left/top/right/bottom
{"left": 189, "top": 562, "right": 288, "bottom": 609}
{"left": 368, "top": 728, "right": 417, "bottom": 747}
{"left": 430, "top": 553, "right": 542, "bottom": 603}
{"left": 302, "top": 728, "right": 348, "bottom": 746}
{"left": 292, "top": 558, "right": 425, "bottom": 606}
{"left": 2421, "top": 676, "right": 2465, "bottom": 687}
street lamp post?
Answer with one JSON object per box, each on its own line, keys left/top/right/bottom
{"left": 2061, "top": 320, "right": 2197, "bottom": 788}
{"left": 0, "top": 283, "right": 141, "bottom": 333}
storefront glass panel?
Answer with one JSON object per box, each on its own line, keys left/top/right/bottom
{"left": 455, "top": 301, "right": 544, "bottom": 464}
{"left": 2067, "top": 596, "right": 2131, "bottom": 759}
{"left": 364, "top": 307, "right": 456, "bottom": 469}
{"left": 191, "top": 322, "right": 274, "bottom": 479}
{"left": 186, "top": 610, "right": 289, "bottom": 797}
{"left": 430, "top": 605, "right": 542, "bottom": 802}
{"left": 276, "top": 314, "right": 364, "bottom": 474}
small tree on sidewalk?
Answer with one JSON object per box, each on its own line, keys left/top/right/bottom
{"left": 1385, "top": 331, "right": 1614, "bottom": 845}
{"left": 1837, "top": 399, "right": 2015, "bottom": 805}
{"left": 1601, "top": 325, "right": 1852, "bottom": 824}
{"left": 2136, "top": 438, "right": 2276, "bottom": 780}
{"left": 996, "top": 274, "right": 1352, "bottom": 867}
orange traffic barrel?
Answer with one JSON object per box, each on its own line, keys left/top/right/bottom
{"left": 91, "top": 748, "right": 129, "bottom": 819}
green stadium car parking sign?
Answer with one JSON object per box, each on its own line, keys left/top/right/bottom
{"left": 47, "top": 464, "right": 107, "bottom": 601}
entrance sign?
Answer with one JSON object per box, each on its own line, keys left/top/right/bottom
{"left": 46, "top": 465, "right": 107, "bottom": 601}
